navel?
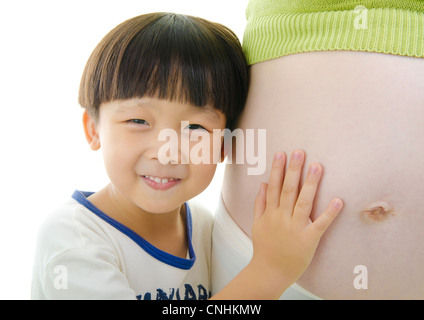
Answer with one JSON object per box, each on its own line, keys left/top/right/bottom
{"left": 359, "top": 201, "right": 394, "bottom": 222}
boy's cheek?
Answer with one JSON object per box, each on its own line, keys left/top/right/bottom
{"left": 194, "top": 164, "right": 218, "bottom": 187}
{"left": 101, "top": 145, "right": 134, "bottom": 177}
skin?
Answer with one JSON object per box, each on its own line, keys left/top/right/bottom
{"left": 222, "top": 51, "right": 424, "bottom": 299}
{"left": 83, "top": 97, "right": 226, "bottom": 258}
{"left": 82, "top": 96, "right": 343, "bottom": 300}
{"left": 213, "top": 150, "right": 343, "bottom": 299}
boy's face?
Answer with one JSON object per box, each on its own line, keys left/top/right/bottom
{"left": 83, "top": 97, "right": 226, "bottom": 214}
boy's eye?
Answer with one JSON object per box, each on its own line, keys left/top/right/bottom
{"left": 187, "top": 124, "right": 207, "bottom": 131}
{"left": 128, "top": 119, "right": 149, "bottom": 126}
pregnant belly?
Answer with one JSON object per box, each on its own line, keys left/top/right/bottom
{"left": 221, "top": 51, "right": 424, "bottom": 299}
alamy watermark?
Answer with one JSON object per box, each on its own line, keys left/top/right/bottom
{"left": 158, "top": 121, "right": 267, "bottom": 176}
{"left": 53, "top": 265, "right": 68, "bottom": 290}
{"left": 354, "top": 5, "right": 368, "bottom": 30}
{"left": 353, "top": 265, "right": 368, "bottom": 290}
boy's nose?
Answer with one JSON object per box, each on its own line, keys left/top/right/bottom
{"left": 144, "top": 129, "right": 189, "bottom": 165}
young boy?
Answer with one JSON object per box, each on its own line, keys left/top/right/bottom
{"left": 31, "top": 12, "right": 342, "bottom": 300}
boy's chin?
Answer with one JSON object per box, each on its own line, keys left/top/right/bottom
{"left": 137, "top": 200, "right": 185, "bottom": 215}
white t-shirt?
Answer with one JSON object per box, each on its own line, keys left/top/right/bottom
{"left": 31, "top": 190, "right": 213, "bottom": 300}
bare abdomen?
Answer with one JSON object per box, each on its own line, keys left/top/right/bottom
{"left": 222, "top": 51, "right": 424, "bottom": 299}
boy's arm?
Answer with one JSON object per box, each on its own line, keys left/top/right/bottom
{"left": 211, "top": 150, "right": 343, "bottom": 300}
{"left": 33, "top": 248, "right": 138, "bottom": 300}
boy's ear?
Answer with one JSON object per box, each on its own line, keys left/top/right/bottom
{"left": 82, "top": 111, "right": 101, "bottom": 150}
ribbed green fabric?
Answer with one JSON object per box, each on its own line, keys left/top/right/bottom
{"left": 243, "top": 0, "right": 424, "bottom": 65}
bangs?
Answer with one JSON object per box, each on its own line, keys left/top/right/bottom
{"left": 79, "top": 13, "right": 249, "bottom": 129}
{"left": 115, "top": 16, "right": 214, "bottom": 107}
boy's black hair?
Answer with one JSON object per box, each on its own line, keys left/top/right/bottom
{"left": 79, "top": 12, "right": 249, "bottom": 130}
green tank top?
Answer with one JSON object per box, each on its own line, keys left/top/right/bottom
{"left": 243, "top": 0, "right": 424, "bottom": 64}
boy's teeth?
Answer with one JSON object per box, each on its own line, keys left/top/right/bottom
{"left": 145, "top": 175, "right": 176, "bottom": 184}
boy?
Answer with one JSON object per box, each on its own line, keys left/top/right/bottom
{"left": 31, "top": 12, "right": 342, "bottom": 300}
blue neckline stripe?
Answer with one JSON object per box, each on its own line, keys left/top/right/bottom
{"left": 71, "top": 190, "right": 196, "bottom": 270}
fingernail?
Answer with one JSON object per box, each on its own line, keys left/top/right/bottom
{"left": 332, "top": 199, "right": 343, "bottom": 209}
{"left": 275, "top": 152, "right": 284, "bottom": 160}
{"left": 309, "top": 164, "right": 319, "bottom": 174}
{"left": 292, "top": 150, "right": 303, "bottom": 160}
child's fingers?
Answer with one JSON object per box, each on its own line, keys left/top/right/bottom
{"left": 254, "top": 183, "right": 267, "bottom": 221}
{"left": 279, "top": 150, "right": 305, "bottom": 214}
{"left": 309, "top": 198, "right": 343, "bottom": 239}
{"left": 265, "top": 152, "right": 286, "bottom": 209}
{"left": 292, "top": 163, "right": 322, "bottom": 224}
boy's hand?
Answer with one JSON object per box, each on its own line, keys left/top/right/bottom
{"left": 251, "top": 150, "right": 343, "bottom": 291}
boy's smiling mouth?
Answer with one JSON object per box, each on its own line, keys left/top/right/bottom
{"left": 141, "top": 175, "right": 182, "bottom": 191}
{"left": 143, "top": 175, "right": 180, "bottom": 184}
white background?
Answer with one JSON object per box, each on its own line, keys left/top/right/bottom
{"left": 0, "top": 0, "right": 249, "bottom": 299}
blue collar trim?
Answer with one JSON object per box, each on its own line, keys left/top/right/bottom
{"left": 71, "top": 190, "right": 196, "bottom": 270}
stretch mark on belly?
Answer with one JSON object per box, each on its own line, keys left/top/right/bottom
{"left": 360, "top": 201, "right": 394, "bottom": 222}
